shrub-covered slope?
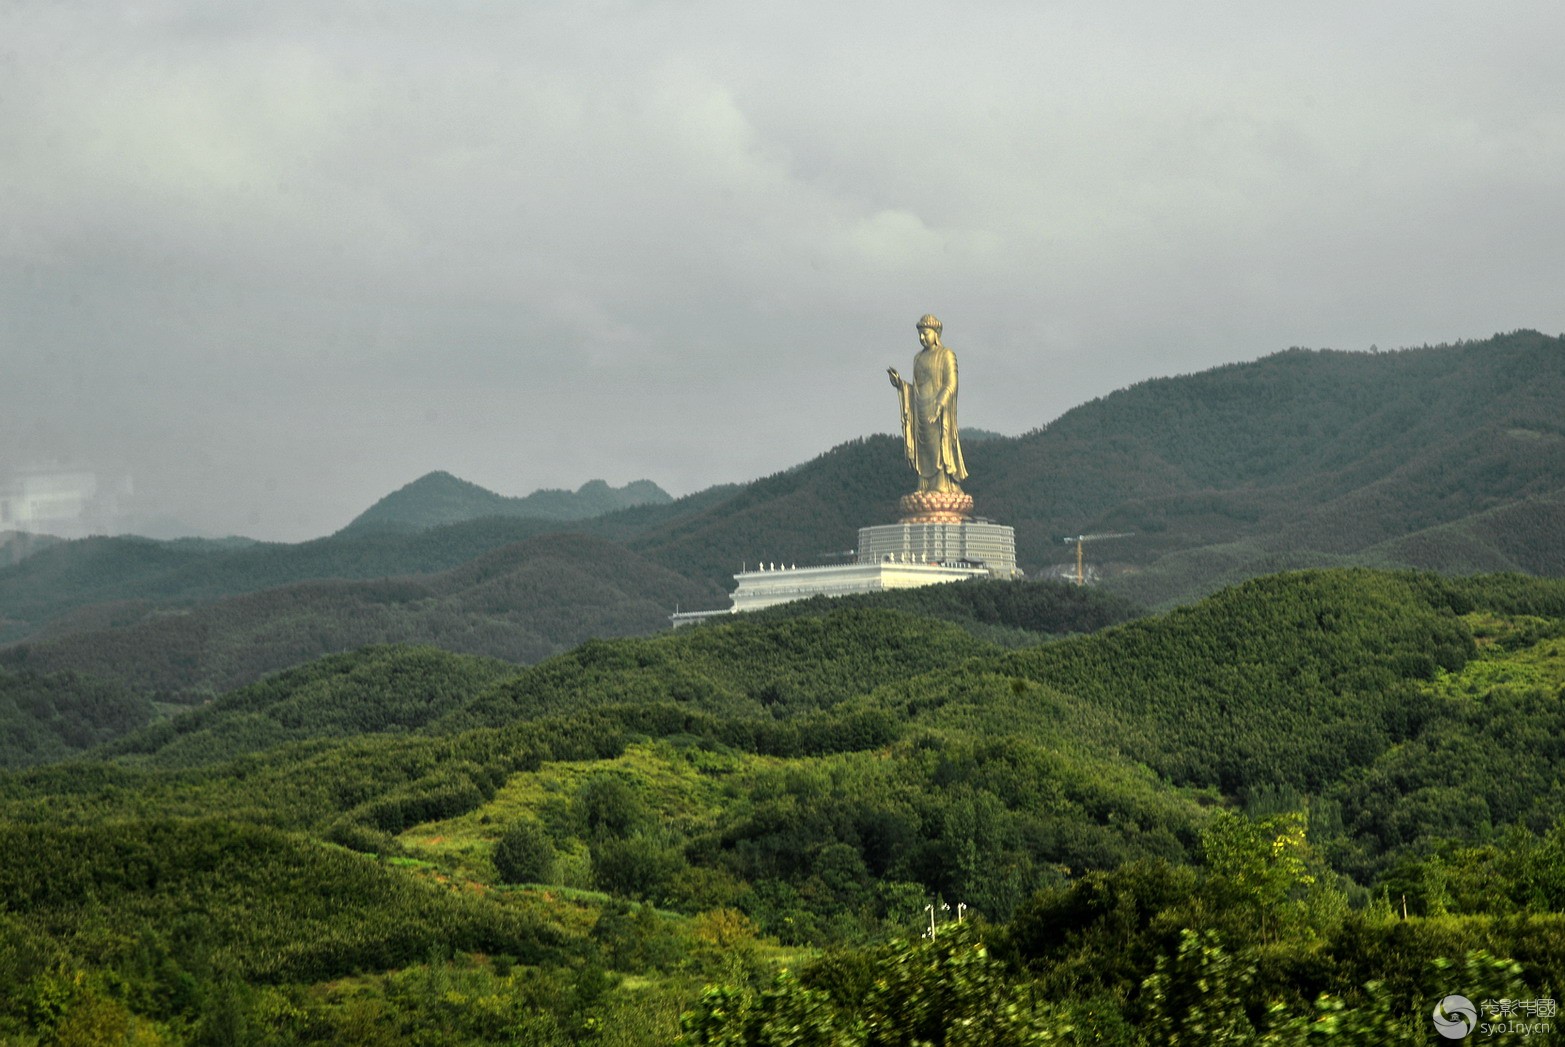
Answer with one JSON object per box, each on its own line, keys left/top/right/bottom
{"left": 0, "top": 819, "right": 560, "bottom": 984}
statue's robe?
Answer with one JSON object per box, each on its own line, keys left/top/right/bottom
{"left": 897, "top": 344, "right": 967, "bottom": 489}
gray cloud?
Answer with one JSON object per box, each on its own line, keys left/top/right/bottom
{"left": 3, "top": 0, "right": 1563, "bottom": 539}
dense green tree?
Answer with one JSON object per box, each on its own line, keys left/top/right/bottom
{"left": 493, "top": 819, "right": 556, "bottom": 885}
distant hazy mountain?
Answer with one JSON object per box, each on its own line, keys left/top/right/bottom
{"left": 0, "top": 490, "right": 735, "bottom": 646}
{"left": 111, "top": 515, "right": 232, "bottom": 541}
{"left": 341, "top": 472, "right": 672, "bottom": 533}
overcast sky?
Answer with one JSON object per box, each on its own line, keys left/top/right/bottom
{"left": 4, "top": 1, "right": 1563, "bottom": 540}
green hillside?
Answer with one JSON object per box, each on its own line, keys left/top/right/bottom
{"left": 342, "top": 472, "right": 672, "bottom": 533}
{"left": 1368, "top": 491, "right": 1565, "bottom": 576}
{"left": 4, "top": 569, "right": 1565, "bottom": 1042}
{"left": 0, "top": 579, "right": 1130, "bottom": 766}
{"left": 0, "top": 818, "right": 561, "bottom": 981}
{"left": 0, "top": 668, "right": 155, "bottom": 770}
{"left": 97, "top": 645, "right": 520, "bottom": 769}
{"left": 746, "top": 573, "right": 1143, "bottom": 646}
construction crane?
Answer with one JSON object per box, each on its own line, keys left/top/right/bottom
{"left": 1062, "top": 532, "right": 1133, "bottom": 586}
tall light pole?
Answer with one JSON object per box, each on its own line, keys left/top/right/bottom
{"left": 923, "top": 900, "right": 964, "bottom": 938}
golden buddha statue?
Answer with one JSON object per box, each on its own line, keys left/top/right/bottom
{"left": 887, "top": 314, "right": 973, "bottom": 523}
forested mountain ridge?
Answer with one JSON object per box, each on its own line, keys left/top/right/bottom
{"left": 1026, "top": 332, "right": 1565, "bottom": 596}
{"left": 626, "top": 331, "right": 1565, "bottom": 604}
{"left": 0, "top": 511, "right": 711, "bottom": 648}
{"left": 2, "top": 330, "right": 1559, "bottom": 655}
{"left": 0, "top": 529, "right": 60, "bottom": 567}
{"left": 4, "top": 569, "right": 1565, "bottom": 1042}
{"left": 0, "top": 483, "right": 742, "bottom": 648}
{"left": 0, "top": 533, "right": 724, "bottom": 696}
{"left": 342, "top": 471, "right": 672, "bottom": 533}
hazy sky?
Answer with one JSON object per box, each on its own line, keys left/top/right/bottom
{"left": 5, "top": 1, "right": 1564, "bottom": 540}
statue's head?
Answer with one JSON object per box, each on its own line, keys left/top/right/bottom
{"left": 916, "top": 314, "right": 942, "bottom": 348}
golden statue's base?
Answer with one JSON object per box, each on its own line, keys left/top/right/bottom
{"left": 899, "top": 490, "right": 974, "bottom": 524}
